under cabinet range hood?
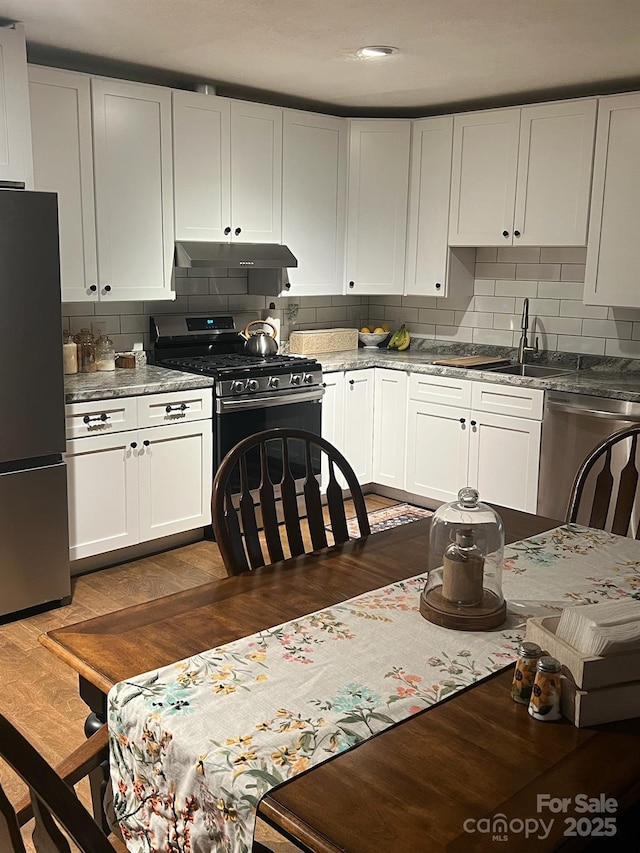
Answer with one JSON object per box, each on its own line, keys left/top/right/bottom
{"left": 174, "top": 241, "right": 298, "bottom": 269}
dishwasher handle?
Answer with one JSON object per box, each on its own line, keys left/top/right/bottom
{"left": 546, "top": 400, "right": 640, "bottom": 422}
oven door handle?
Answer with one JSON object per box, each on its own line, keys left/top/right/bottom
{"left": 216, "top": 388, "right": 324, "bottom": 413}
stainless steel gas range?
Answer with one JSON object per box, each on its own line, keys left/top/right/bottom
{"left": 151, "top": 315, "right": 324, "bottom": 478}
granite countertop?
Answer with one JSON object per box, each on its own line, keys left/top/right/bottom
{"left": 64, "top": 365, "right": 213, "bottom": 404}
{"left": 317, "top": 348, "right": 640, "bottom": 403}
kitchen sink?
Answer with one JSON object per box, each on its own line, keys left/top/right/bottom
{"left": 487, "top": 363, "right": 574, "bottom": 378}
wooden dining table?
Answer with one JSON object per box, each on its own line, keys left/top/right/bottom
{"left": 40, "top": 507, "right": 640, "bottom": 852}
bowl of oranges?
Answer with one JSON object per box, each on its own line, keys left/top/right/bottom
{"left": 358, "top": 323, "right": 390, "bottom": 348}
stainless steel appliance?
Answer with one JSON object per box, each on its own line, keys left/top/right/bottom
{"left": 151, "top": 315, "right": 324, "bottom": 487}
{"left": 0, "top": 189, "right": 70, "bottom": 619}
{"left": 538, "top": 391, "right": 640, "bottom": 522}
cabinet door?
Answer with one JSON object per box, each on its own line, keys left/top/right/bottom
{"left": 29, "top": 66, "right": 99, "bottom": 302}
{"left": 282, "top": 110, "right": 347, "bottom": 295}
{"left": 321, "top": 372, "right": 345, "bottom": 490}
{"left": 373, "top": 368, "right": 407, "bottom": 489}
{"left": 449, "top": 108, "right": 520, "bottom": 246}
{"left": 405, "top": 116, "right": 453, "bottom": 296}
{"left": 92, "top": 79, "right": 174, "bottom": 301}
{"left": 65, "top": 430, "right": 139, "bottom": 560}
{"left": 173, "top": 91, "right": 231, "bottom": 241}
{"left": 405, "top": 400, "right": 469, "bottom": 503}
{"left": 584, "top": 93, "right": 640, "bottom": 308}
{"left": 346, "top": 120, "right": 411, "bottom": 294}
{"left": 514, "top": 99, "right": 596, "bottom": 246}
{"left": 137, "top": 420, "right": 212, "bottom": 542}
{"left": 343, "top": 369, "right": 375, "bottom": 484}
{"left": 230, "top": 100, "right": 282, "bottom": 242}
{"left": 467, "top": 410, "right": 541, "bottom": 513}
{"left": 0, "top": 25, "right": 33, "bottom": 187}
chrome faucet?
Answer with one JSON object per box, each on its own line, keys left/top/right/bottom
{"left": 517, "top": 298, "right": 539, "bottom": 364}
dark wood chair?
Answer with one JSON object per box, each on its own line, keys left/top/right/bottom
{"left": 212, "top": 427, "right": 371, "bottom": 574}
{"left": 566, "top": 425, "right": 640, "bottom": 537}
{"left": 0, "top": 715, "right": 118, "bottom": 852}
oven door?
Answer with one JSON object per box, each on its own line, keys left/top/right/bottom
{"left": 215, "top": 390, "right": 323, "bottom": 488}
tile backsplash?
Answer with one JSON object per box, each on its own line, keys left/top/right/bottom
{"left": 61, "top": 247, "right": 640, "bottom": 359}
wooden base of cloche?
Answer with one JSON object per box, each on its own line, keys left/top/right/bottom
{"left": 420, "top": 586, "right": 507, "bottom": 631}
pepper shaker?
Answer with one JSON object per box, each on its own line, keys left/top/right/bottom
{"left": 511, "top": 641, "right": 542, "bottom": 705}
{"left": 528, "top": 656, "right": 563, "bottom": 721}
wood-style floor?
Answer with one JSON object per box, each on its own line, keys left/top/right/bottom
{"left": 0, "top": 493, "right": 399, "bottom": 853}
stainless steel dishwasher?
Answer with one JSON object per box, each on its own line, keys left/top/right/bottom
{"left": 538, "top": 391, "right": 640, "bottom": 521}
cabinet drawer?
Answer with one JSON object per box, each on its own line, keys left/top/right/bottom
{"left": 65, "top": 397, "right": 137, "bottom": 439}
{"left": 409, "top": 372, "right": 472, "bottom": 407}
{"left": 471, "top": 381, "right": 544, "bottom": 420}
{"left": 137, "top": 389, "right": 212, "bottom": 428}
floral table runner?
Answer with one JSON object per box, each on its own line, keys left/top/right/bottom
{"left": 108, "top": 524, "right": 640, "bottom": 852}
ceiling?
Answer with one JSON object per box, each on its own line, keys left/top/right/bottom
{"left": 1, "top": 0, "right": 640, "bottom": 116}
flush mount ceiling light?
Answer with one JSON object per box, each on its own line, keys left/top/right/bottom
{"left": 356, "top": 46, "right": 399, "bottom": 59}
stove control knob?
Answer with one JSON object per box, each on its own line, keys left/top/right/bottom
{"left": 247, "top": 379, "right": 260, "bottom": 392}
{"left": 231, "top": 380, "right": 245, "bottom": 394}
{"left": 291, "top": 373, "right": 302, "bottom": 386}
{"left": 268, "top": 376, "right": 280, "bottom": 389}
{"left": 303, "top": 373, "right": 314, "bottom": 384}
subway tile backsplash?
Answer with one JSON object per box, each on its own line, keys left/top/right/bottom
{"left": 61, "top": 247, "right": 640, "bottom": 359}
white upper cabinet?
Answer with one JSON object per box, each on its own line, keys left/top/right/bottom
{"left": 92, "top": 78, "right": 175, "bottom": 301}
{"left": 404, "top": 116, "right": 475, "bottom": 298}
{"left": 173, "top": 91, "right": 231, "bottom": 242}
{"left": 173, "top": 92, "right": 282, "bottom": 243}
{"left": 0, "top": 25, "right": 33, "bottom": 187}
{"left": 282, "top": 110, "right": 347, "bottom": 295}
{"left": 29, "top": 66, "right": 98, "bottom": 302}
{"left": 449, "top": 99, "right": 596, "bottom": 247}
{"left": 346, "top": 120, "right": 411, "bottom": 294}
{"left": 584, "top": 93, "right": 640, "bottom": 308}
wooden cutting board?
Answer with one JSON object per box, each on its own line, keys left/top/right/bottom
{"left": 432, "top": 355, "right": 511, "bottom": 368}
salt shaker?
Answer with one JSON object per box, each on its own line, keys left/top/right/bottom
{"left": 528, "top": 656, "right": 562, "bottom": 721}
{"left": 511, "top": 641, "right": 542, "bottom": 705}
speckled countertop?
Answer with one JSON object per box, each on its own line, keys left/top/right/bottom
{"left": 316, "top": 348, "right": 640, "bottom": 403}
{"left": 64, "top": 365, "right": 213, "bottom": 404}
{"left": 64, "top": 347, "right": 640, "bottom": 405}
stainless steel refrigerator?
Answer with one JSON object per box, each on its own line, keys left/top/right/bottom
{"left": 0, "top": 189, "right": 70, "bottom": 619}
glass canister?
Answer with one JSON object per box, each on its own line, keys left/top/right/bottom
{"left": 95, "top": 334, "right": 116, "bottom": 371}
{"left": 75, "top": 328, "right": 97, "bottom": 373}
{"left": 62, "top": 330, "right": 78, "bottom": 374}
{"left": 420, "top": 487, "right": 506, "bottom": 631}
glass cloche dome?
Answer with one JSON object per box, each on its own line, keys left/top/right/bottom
{"left": 420, "top": 487, "right": 506, "bottom": 630}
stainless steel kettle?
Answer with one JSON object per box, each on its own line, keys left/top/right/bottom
{"left": 239, "top": 320, "right": 279, "bottom": 357}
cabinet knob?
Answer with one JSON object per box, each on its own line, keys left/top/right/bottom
{"left": 103, "top": 285, "right": 112, "bottom": 293}
{"left": 348, "top": 281, "right": 355, "bottom": 288}
{"left": 143, "top": 439, "right": 150, "bottom": 447}
{"left": 284, "top": 282, "right": 291, "bottom": 290}
{"left": 459, "top": 417, "right": 466, "bottom": 424}
{"left": 224, "top": 226, "right": 231, "bottom": 236}
{"left": 130, "top": 441, "right": 137, "bottom": 449}
{"left": 435, "top": 282, "right": 442, "bottom": 290}
{"left": 349, "top": 379, "right": 355, "bottom": 385}
{"left": 470, "top": 420, "right": 477, "bottom": 427}
{"left": 513, "top": 230, "right": 521, "bottom": 238}
{"left": 234, "top": 227, "right": 242, "bottom": 236}
{"left": 89, "top": 285, "right": 97, "bottom": 292}
{"left": 502, "top": 230, "right": 509, "bottom": 238}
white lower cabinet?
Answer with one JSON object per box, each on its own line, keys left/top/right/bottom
{"left": 65, "top": 390, "right": 212, "bottom": 561}
{"left": 321, "top": 369, "right": 374, "bottom": 487}
{"left": 373, "top": 368, "right": 407, "bottom": 489}
{"left": 405, "top": 374, "right": 542, "bottom": 512}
